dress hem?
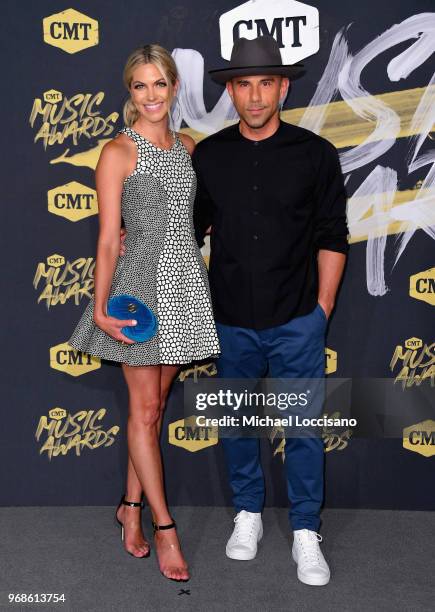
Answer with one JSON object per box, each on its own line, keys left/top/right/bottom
{"left": 68, "top": 338, "right": 220, "bottom": 367}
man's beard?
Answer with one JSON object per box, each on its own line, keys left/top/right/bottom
{"left": 240, "top": 104, "right": 280, "bottom": 130}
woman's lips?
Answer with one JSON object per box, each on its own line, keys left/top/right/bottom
{"left": 143, "top": 102, "right": 164, "bottom": 112}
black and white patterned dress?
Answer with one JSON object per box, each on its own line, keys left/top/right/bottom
{"left": 68, "top": 126, "right": 220, "bottom": 366}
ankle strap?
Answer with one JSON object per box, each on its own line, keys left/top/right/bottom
{"left": 122, "top": 496, "right": 144, "bottom": 508}
{"left": 152, "top": 519, "right": 176, "bottom": 531}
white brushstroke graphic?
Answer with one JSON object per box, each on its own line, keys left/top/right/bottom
{"left": 337, "top": 15, "right": 435, "bottom": 173}
{"left": 307, "top": 13, "right": 435, "bottom": 295}
{"left": 172, "top": 48, "right": 238, "bottom": 133}
{"left": 347, "top": 166, "right": 397, "bottom": 295}
{"left": 299, "top": 27, "right": 350, "bottom": 134}
{"left": 393, "top": 71, "right": 435, "bottom": 266}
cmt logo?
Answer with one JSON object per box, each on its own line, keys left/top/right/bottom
{"left": 43, "top": 89, "right": 63, "bottom": 103}
{"left": 410, "top": 268, "right": 435, "bottom": 306}
{"left": 50, "top": 343, "right": 101, "bottom": 377}
{"left": 46, "top": 254, "right": 65, "bottom": 267}
{"left": 48, "top": 182, "right": 98, "bottom": 221}
{"left": 403, "top": 420, "right": 435, "bottom": 457}
{"left": 404, "top": 337, "right": 423, "bottom": 350}
{"left": 168, "top": 415, "right": 218, "bottom": 453}
{"left": 325, "top": 348, "right": 337, "bottom": 375}
{"left": 49, "top": 408, "right": 67, "bottom": 420}
{"left": 219, "top": 0, "right": 319, "bottom": 64}
{"left": 43, "top": 8, "right": 99, "bottom": 54}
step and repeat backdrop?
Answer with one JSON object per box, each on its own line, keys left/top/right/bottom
{"left": 2, "top": 0, "right": 434, "bottom": 508}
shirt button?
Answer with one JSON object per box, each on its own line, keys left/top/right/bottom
{"left": 253, "top": 210, "right": 259, "bottom": 215}
{"left": 253, "top": 185, "right": 258, "bottom": 191}
{"left": 253, "top": 141, "right": 259, "bottom": 146}
{"left": 253, "top": 160, "right": 259, "bottom": 167}
{"left": 253, "top": 234, "right": 258, "bottom": 240}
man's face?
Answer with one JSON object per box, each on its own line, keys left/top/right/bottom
{"left": 226, "top": 75, "right": 289, "bottom": 130}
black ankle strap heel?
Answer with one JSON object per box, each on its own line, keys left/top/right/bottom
{"left": 114, "top": 495, "right": 149, "bottom": 558}
{"left": 152, "top": 519, "right": 176, "bottom": 532}
{"left": 122, "top": 495, "right": 144, "bottom": 508}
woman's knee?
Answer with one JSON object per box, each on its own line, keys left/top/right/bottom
{"left": 129, "top": 398, "right": 161, "bottom": 428}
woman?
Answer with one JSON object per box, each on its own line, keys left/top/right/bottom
{"left": 68, "top": 44, "right": 220, "bottom": 582}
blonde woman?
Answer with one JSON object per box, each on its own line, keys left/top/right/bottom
{"left": 69, "top": 45, "right": 220, "bottom": 581}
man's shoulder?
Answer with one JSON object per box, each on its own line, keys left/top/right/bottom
{"left": 194, "top": 124, "right": 239, "bottom": 156}
{"left": 281, "top": 121, "right": 338, "bottom": 155}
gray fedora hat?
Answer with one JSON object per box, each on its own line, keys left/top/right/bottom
{"left": 209, "top": 35, "right": 305, "bottom": 84}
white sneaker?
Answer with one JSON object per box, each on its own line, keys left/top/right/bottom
{"left": 225, "top": 510, "right": 263, "bottom": 560}
{"left": 292, "top": 529, "right": 330, "bottom": 586}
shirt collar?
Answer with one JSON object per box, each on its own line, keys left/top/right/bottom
{"left": 236, "top": 119, "right": 284, "bottom": 146}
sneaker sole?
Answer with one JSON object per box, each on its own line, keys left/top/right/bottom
{"left": 296, "top": 570, "right": 330, "bottom": 586}
{"left": 292, "top": 551, "right": 330, "bottom": 586}
{"left": 225, "top": 546, "right": 258, "bottom": 561}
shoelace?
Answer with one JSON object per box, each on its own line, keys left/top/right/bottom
{"left": 233, "top": 513, "right": 257, "bottom": 543}
{"left": 298, "top": 530, "right": 323, "bottom": 565}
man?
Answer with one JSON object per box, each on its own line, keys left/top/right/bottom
{"left": 192, "top": 35, "right": 348, "bottom": 586}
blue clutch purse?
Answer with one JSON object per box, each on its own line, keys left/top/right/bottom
{"left": 107, "top": 294, "right": 158, "bottom": 342}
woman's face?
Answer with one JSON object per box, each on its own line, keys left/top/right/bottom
{"left": 129, "top": 62, "right": 174, "bottom": 125}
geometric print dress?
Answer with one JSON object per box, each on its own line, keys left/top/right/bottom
{"left": 68, "top": 126, "right": 220, "bottom": 366}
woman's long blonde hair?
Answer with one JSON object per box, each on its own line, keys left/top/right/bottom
{"left": 122, "top": 44, "right": 178, "bottom": 127}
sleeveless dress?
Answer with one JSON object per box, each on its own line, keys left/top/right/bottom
{"left": 68, "top": 126, "right": 220, "bottom": 366}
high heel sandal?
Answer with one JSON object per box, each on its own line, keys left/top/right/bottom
{"left": 114, "top": 495, "right": 150, "bottom": 558}
{"left": 152, "top": 519, "right": 189, "bottom": 581}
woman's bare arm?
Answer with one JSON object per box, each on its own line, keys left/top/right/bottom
{"left": 93, "top": 139, "right": 136, "bottom": 343}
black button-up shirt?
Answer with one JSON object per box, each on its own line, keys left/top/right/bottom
{"left": 192, "top": 120, "right": 348, "bottom": 330}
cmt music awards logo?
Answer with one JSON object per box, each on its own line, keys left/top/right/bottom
{"left": 409, "top": 268, "right": 435, "bottom": 306}
{"left": 168, "top": 416, "right": 218, "bottom": 452}
{"left": 50, "top": 343, "right": 100, "bottom": 376}
{"left": 219, "top": 0, "right": 319, "bottom": 63}
{"left": 390, "top": 337, "right": 435, "bottom": 389}
{"left": 35, "top": 407, "right": 119, "bottom": 460}
{"left": 33, "top": 254, "right": 94, "bottom": 309}
{"left": 403, "top": 420, "right": 435, "bottom": 457}
{"left": 48, "top": 182, "right": 98, "bottom": 221}
{"left": 43, "top": 8, "right": 98, "bottom": 54}
{"left": 29, "top": 89, "right": 118, "bottom": 149}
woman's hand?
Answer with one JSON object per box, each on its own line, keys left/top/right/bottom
{"left": 94, "top": 313, "right": 137, "bottom": 345}
{"left": 120, "top": 228, "right": 127, "bottom": 256}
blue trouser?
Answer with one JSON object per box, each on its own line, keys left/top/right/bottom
{"left": 216, "top": 303, "right": 327, "bottom": 531}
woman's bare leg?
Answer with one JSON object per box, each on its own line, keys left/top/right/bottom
{"left": 118, "top": 365, "right": 179, "bottom": 557}
{"left": 157, "top": 365, "right": 180, "bottom": 436}
{"left": 122, "top": 363, "right": 188, "bottom": 580}
{"left": 151, "top": 365, "right": 189, "bottom": 579}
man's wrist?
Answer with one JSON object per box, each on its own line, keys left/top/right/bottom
{"left": 318, "top": 297, "right": 334, "bottom": 318}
